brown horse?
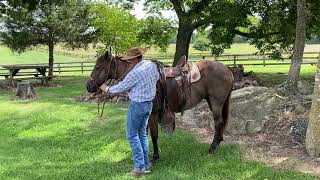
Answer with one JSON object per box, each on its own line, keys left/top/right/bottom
{"left": 86, "top": 51, "right": 234, "bottom": 161}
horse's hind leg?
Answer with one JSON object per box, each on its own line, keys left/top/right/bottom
{"left": 206, "top": 97, "right": 226, "bottom": 154}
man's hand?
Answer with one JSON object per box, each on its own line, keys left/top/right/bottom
{"left": 99, "top": 83, "right": 109, "bottom": 93}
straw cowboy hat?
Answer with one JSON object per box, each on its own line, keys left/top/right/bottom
{"left": 122, "top": 47, "right": 147, "bottom": 60}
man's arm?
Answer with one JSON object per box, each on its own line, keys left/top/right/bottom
{"left": 100, "top": 70, "right": 140, "bottom": 94}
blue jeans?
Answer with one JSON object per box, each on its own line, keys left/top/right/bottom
{"left": 126, "top": 100, "right": 152, "bottom": 171}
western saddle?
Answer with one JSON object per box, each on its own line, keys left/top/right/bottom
{"left": 151, "top": 55, "right": 191, "bottom": 121}
{"left": 164, "top": 55, "right": 190, "bottom": 114}
{"left": 163, "top": 55, "right": 189, "bottom": 79}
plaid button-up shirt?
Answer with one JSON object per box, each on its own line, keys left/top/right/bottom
{"left": 109, "top": 60, "right": 159, "bottom": 102}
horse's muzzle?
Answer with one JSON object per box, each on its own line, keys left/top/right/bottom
{"left": 86, "top": 79, "right": 99, "bottom": 93}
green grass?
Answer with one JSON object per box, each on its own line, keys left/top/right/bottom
{"left": 145, "top": 43, "right": 260, "bottom": 55}
{"left": 246, "top": 64, "right": 317, "bottom": 86}
{"left": 0, "top": 43, "right": 317, "bottom": 86}
{"left": 0, "top": 43, "right": 318, "bottom": 64}
{"left": 0, "top": 45, "right": 89, "bottom": 65}
{"left": 0, "top": 76, "right": 317, "bottom": 179}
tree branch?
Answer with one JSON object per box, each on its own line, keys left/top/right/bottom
{"left": 169, "top": 0, "right": 184, "bottom": 17}
{"left": 188, "top": 0, "right": 212, "bottom": 15}
{"left": 234, "top": 29, "right": 280, "bottom": 38}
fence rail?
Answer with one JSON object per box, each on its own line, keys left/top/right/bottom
{"left": 0, "top": 52, "right": 318, "bottom": 76}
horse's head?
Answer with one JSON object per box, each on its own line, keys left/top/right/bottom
{"left": 86, "top": 51, "right": 116, "bottom": 93}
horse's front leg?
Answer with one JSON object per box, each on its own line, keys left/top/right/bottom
{"left": 149, "top": 112, "right": 159, "bottom": 161}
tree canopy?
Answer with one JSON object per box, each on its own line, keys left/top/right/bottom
{"left": 91, "top": 4, "right": 140, "bottom": 54}
{"left": 0, "top": 0, "right": 94, "bottom": 77}
{"left": 122, "top": 0, "right": 320, "bottom": 64}
{"left": 91, "top": 4, "right": 175, "bottom": 54}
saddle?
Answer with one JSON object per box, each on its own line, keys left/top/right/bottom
{"left": 152, "top": 56, "right": 195, "bottom": 123}
{"left": 164, "top": 56, "right": 190, "bottom": 87}
{"left": 165, "top": 56, "right": 191, "bottom": 114}
{"left": 164, "top": 56, "right": 189, "bottom": 78}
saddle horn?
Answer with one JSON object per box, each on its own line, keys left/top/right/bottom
{"left": 176, "top": 55, "right": 187, "bottom": 68}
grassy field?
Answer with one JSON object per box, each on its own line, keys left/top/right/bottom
{"left": 0, "top": 76, "right": 317, "bottom": 179}
{"left": 0, "top": 46, "right": 89, "bottom": 65}
{"left": 1, "top": 43, "right": 319, "bottom": 65}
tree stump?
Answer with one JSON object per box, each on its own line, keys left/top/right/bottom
{"left": 16, "top": 82, "right": 36, "bottom": 99}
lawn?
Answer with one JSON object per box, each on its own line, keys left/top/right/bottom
{"left": 0, "top": 46, "right": 90, "bottom": 65}
{"left": 0, "top": 76, "right": 317, "bottom": 179}
{"left": 1, "top": 43, "right": 319, "bottom": 65}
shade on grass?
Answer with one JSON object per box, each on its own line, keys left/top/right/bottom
{"left": 0, "top": 76, "right": 316, "bottom": 179}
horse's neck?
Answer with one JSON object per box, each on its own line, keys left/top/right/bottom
{"left": 115, "top": 60, "right": 131, "bottom": 80}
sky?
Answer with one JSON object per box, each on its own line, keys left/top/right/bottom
{"left": 130, "top": 1, "right": 176, "bottom": 20}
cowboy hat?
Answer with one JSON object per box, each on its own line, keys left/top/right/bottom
{"left": 122, "top": 47, "right": 147, "bottom": 60}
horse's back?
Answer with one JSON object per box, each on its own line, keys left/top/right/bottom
{"left": 195, "top": 60, "right": 234, "bottom": 87}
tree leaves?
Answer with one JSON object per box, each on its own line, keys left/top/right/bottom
{"left": 91, "top": 4, "right": 140, "bottom": 55}
{"left": 138, "top": 16, "right": 176, "bottom": 52}
{"left": 1, "top": 0, "right": 94, "bottom": 53}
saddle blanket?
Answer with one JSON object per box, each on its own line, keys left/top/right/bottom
{"left": 188, "top": 63, "right": 201, "bottom": 83}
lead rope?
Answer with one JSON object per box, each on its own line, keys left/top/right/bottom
{"left": 97, "top": 56, "right": 114, "bottom": 119}
{"left": 98, "top": 79, "right": 114, "bottom": 118}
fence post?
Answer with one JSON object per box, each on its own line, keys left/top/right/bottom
{"left": 233, "top": 55, "right": 237, "bottom": 67}
{"left": 81, "top": 62, "right": 84, "bottom": 74}
{"left": 58, "top": 63, "right": 61, "bottom": 74}
{"left": 263, "top": 55, "right": 266, "bottom": 67}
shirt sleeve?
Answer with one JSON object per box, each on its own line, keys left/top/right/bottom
{"left": 108, "top": 69, "right": 140, "bottom": 94}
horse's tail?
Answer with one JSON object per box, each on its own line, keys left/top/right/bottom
{"left": 222, "top": 89, "right": 232, "bottom": 131}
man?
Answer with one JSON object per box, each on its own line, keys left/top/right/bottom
{"left": 99, "top": 47, "right": 159, "bottom": 177}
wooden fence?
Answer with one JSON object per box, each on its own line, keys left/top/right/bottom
{"left": 0, "top": 52, "right": 319, "bottom": 76}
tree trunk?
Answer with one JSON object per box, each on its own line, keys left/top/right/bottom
{"left": 305, "top": 53, "right": 320, "bottom": 157}
{"left": 229, "top": 65, "right": 244, "bottom": 82}
{"left": 287, "top": 0, "right": 306, "bottom": 92}
{"left": 48, "top": 41, "right": 54, "bottom": 79}
{"left": 173, "top": 21, "right": 194, "bottom": 66}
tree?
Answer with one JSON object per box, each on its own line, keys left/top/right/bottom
{"left": 193, "top": 31, "right": 210, "bottom": 53}
{"left": 305, "top": 53, "right": 320, "bottom": 157}
{"left": 138, "top": 16, "right": 176, "bottom": 52}
{"left": 91, "top": 4, "right": 175, "bottom": 54}
{"left": 127, "top": 0, "right": 320, "bottom": 69}
{"left": 248, "top": 0, "right": 319, "bottom": 94}
{"left": 126, "top": 0, "right": 251, "bottom": 65}
{"left": 91, "top": 4, "right": 140, "bottom": 54}
{"left": 287, "top": 0, "right": 307, "bottom": 93}
{"left": 173, "top": 0, "right": 252, "bottom": 65}
{"left": 0, "top": 0, "right": 93, "bottom": 77}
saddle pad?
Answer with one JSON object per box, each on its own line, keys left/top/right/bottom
{"left": 188, "top": 63, "right": 201, "bottom": 83}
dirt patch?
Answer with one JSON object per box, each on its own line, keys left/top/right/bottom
{"left": 176, "top": 105, "right": 320, "bottom": 176}
{"left": 76, "top": 92, "right": 128, "bottom": 103}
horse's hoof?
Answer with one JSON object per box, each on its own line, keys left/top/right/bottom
{"left": 208, "top": 148, "right": 215, "bottom": 154}
{"left": 153, "top": 155, "right": 159, "bottom": 162}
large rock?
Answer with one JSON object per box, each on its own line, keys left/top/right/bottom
{"left": 176, "top": 86, "right": 285, "bottom": 135}
{"left": 228, "top": 86, "right": 284, "bottom": 134}
{"left": 176, "top": 102, "right": 212, "bottom": 129}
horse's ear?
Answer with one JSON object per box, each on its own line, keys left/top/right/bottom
{"left": 104, "top": 51, "right": 109, "bottom": 60}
